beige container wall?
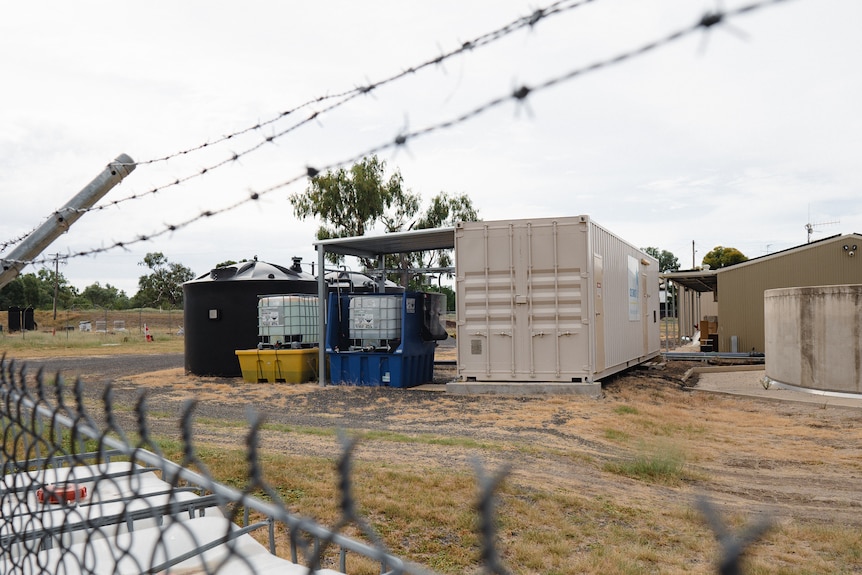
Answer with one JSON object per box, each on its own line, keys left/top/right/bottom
{"left": 589, "top": 220, "right": 661, "bottom": 369}
{"left": 765, "top": 285, "right": 862, "bottom": 394}
{"left": 455, "top": 216, "right": 659, "bottom": 383}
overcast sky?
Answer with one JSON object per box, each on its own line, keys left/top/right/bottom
{"left": 2, "top": 0, "right": 860, "bottom": 295}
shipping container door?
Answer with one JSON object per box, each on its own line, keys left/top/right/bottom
{"left": 457, "top": 220, "right": 588, "bottom": 381}
{"left": 641, "top": 272, "right": 649, "bottom": 356}
{"left": 457, "top": 222, "right": 517, "bottom": 378}
{"left": 525, "top": 221, "right": 588, "bottom": 379}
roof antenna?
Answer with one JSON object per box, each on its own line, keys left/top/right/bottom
{"left": 805, "top": 205, "right": 839, "bottom": 243}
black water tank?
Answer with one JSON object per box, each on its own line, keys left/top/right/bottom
{"left": 7, "top": 307, "right": 21, "bottom": 332}
{"left": 23, "top": 307, "right": 35, "bottom": 331}
{"left": 5, "top": 307, "right": 34, "bottom": 332}
{"left": 183, "top": 260, "right": 317, "bottom": 377}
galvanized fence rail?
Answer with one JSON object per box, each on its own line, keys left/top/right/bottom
{"left": 0, "top": 357, "right": 769, "bottom": 574}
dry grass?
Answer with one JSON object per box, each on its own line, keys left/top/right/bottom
{"left": 1, "top": 310, "right": 184, "bottom": 358}
{"left": 6, "top": 339, "right": 862, "bottom": 574}
{"left": 143, "top": 389, "right": 862, "bottom": 574}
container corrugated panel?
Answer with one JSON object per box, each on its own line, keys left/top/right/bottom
{"left": 589, "top": 221, "right": 661, "bottom": 372}
{"left": 455, "top": 216, "right": 659, "bottom": 383}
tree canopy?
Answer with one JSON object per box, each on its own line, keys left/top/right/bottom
{"left": 0, "top": 252, "right": 193, "bottom": 311}
{"left": 290, "top": 156, "right": 479, "bottom": 286}
{"left": 290, "top": 156, "right": 416, "bottom": 267}
{"left": 642, "top": 247, "right": 680, "bottom": 273}
{"left": 702, "top": 246, "right": 748, "bottom": 269}
{"left": 132, "top": 252, "right": 195, "bottom": 309}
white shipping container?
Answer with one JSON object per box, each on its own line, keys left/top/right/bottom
{"left": 455, "top": 216, "right": 660, "bottom": 383}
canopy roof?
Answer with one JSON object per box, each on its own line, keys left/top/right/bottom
{"left": 313, "top": 227, "right": 456, "bottom": 259}
{"left": 660, "top": 269, "right": 718, "bottom": 293}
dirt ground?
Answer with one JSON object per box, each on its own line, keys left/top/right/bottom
{"left": 16, "top": 351, "right": 862, "bottom": 536}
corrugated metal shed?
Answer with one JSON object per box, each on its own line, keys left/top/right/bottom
{"left": 716, "top": 233, "right": 862, "bottom": 353}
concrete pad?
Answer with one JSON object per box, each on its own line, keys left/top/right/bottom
{"left": 410, "top": 383, "right": 446, "bottom": 392}
{"left": 445, "top": 381, "right": 602, "bottom": 397}
{"left": 691, "top": 365, "right": 862, "bottom": 409}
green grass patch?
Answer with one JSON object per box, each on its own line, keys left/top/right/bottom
{"left": 604, "top": 428, "right": 632, "bottom": 442}
{"left": 192, "top": 420, "right": 500, "bottom": 451}
{"left": 604, "top": 441, "right": 689, "bottom": 485}
{"left": 360, "top": 429, "right": 496, "bottom": 450}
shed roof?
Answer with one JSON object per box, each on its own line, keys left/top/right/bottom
{"left": 313, "top": 227, "right": 456, "bottom": 259}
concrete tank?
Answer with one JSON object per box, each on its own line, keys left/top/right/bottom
{"left": 764, "top": 285, "right": 862, "bottom": 394}
{"left": 184, "top": 260, "right": 317, "bottom": 377}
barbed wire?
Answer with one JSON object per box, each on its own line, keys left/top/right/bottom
{"left": 131, "top": 0, "right": 589, "bottom": 168}
{"left": 1, "top": 0, "right": 795, "bottom": 270}
{"left": 42, "top": 0, "right": 594, "bottom": 224}
{"left": 0, "top": 226, "right": 41, "bottom": 253}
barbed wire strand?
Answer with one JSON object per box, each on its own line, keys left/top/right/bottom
{"left": 128, "top": 0, "right": 590, "bottom": 169}
{"left": 2, "top": 0, "right": 793, "bottom": 270}
{"left": 6, "top": 0, "right": 595, "bottom": 242}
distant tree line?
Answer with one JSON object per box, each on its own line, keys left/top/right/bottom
{"left": 0, "top": 252, "right": 194, "bottom": 311}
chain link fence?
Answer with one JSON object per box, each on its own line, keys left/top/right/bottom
{"left": 46, "top": 309, "right": 185, "bottom": 337}
{"left": 0, "top": 357, "right": 770, "bottom": 574}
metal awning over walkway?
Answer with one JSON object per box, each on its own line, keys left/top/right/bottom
{"left": 660, "top": 269, "right": 718, "bottom": 293}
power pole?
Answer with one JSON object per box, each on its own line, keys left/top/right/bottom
{"left": 52, "top": 253, "right": 59, "bottom": 320}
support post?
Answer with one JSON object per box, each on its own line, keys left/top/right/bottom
{"left": 317, "top": 245, "right": 327, "bottom": 387}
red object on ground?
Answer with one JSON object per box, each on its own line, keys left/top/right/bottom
{"left": 36, "top": 484, "right": 88, "bottom": 504}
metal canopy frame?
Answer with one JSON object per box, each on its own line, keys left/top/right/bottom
{"left": 313, "top": 227, "right": 456, "bottom": 386}
{"left": 660, "top": 269, "right": 718, "bottom": 293}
